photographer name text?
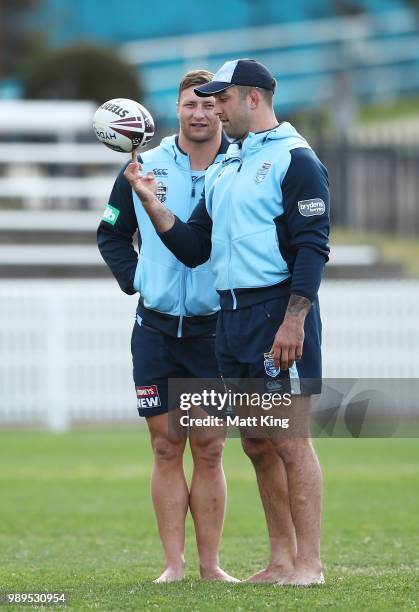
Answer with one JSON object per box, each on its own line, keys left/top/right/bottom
{"left": 179, "top": 414, "right": 289, "bottom": 428}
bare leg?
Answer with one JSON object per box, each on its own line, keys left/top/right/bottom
{"left": 272, "top": 396, "right": 324, "bottom": 585}
{"left": 147, "top": 413, "right": 188, "bottom": 582}
{"left": 189, "top": 420, "right": 239, "bottom": 582}
{"left": 241, "top": 437, "right": 297, "bottom": 582}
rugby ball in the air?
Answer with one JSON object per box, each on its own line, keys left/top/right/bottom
{"left": 93, "top": 98, "right": 155, "bottom": 152}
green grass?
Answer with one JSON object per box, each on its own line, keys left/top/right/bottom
{"left": 0, "top": 430, "right": 418, "bottom": 611}
{"left": 358, "top": 96, "right": 419, "bottom": 124}
{"left": 331, "top": 228, "right": 419, "bottom": 278}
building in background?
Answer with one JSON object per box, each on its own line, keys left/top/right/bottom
{"left": 1, "top": 0, "right": 419, "bottom": 127}
{"left": 33, "top": 0, "right": 407, "bottom": 43}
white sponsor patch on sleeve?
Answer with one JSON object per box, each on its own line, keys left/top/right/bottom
{"left": 298, "top": 198, "right": 325, "bottom": 217}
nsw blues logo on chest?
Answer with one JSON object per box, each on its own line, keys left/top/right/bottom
{"left": 236, "top": 164, "right": 281, "bottom": 222}
{"left": 151, "top": 167, "right": 169, "bottom": 204}
{"left": 255, "top": 161, "right": 272, "bottom": 183}
{"left": 155, "top": 181, "right": 168, "bottom": 204}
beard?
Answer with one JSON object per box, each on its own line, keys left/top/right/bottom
{"left": 222, "top": 119, "right": 247, "bottom": 140}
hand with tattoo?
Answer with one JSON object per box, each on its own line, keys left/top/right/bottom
{"left": 269, "top": 294, "right": 311, "bottom": 370}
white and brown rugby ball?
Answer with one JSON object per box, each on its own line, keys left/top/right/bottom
{"left": 93, "top": 98, "right": 155, "bottom": 152}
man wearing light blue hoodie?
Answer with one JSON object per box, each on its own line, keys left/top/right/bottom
{"left": 97, "top": 70, "right": 237, "bottom": 583}
{"left": 124, "top": 59, "right": 330, "bottom": 586}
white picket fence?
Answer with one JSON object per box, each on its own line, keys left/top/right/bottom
{"left": 0, "top": 279, "right": 418, "bottom": 430}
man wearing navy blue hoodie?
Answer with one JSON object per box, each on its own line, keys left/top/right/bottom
{"left": 124, "top": 59, "right": 330, "bottom": 586}
{"left": 98, "top": 70, "right": 238, "bottom": 583}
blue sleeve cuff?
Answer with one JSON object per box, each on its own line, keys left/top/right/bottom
{"left": 290, "top": 246, "right": 327, "bottom": 302}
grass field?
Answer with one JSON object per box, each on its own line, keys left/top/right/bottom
{"left": 1, "top": 430, "right": 418, "bottom": 611}
{"left": 331, "top": 229, "right": 419, "bottom": 279}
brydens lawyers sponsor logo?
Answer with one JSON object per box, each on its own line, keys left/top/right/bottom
{"left": 136, "top": 385, "right": 161, "bottom": 409}
{"left": 297, "top": 198, "right": 326, "bottom": 216}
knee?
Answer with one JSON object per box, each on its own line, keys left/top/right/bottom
{"left": 152, "top": 435, "right": 185, "bottom": 465}
{"left": 190, "top": 437, "right": 225, "bottom": 469}
{"left": 273, "top": 437, "right": 312, "bottom": 466}
{"left": 241, "top": 437, "right": 273, "bottom": 464}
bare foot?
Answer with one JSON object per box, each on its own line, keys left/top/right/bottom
{"left": 153, "top": 566, "right": 185, "bottom": 583}
{"left": 246, "top": 564, "right": 293, "bottom": 583}
{"left": 277, "top": 565, "right": 324, "bottom": 586}
{"left": 200, "top": 566, "right": 240, "bottom": 582}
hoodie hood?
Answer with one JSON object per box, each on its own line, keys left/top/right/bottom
{"left": 159, "top": 134, "right": 187, "bottom": 167}
{"left": 225, "top": 122, "right": 309, "bottom": 159}
{"left": 159, "top": 133, "right": 230, "bottom": 167}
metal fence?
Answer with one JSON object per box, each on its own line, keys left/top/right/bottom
{"left": 319, "top": 143, "right": 419, "bottom": 235}
{"left": 0, "top": 279, "right": 418, "bottom": 430}
{"left": 1, "top": 138, "right": 418, "bottom": 235}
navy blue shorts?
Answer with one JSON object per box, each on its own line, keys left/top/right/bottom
{"left": 131, "top": 320, "right": 219, "bottom": 417}
{"left": 215, "top": 296, "right": 322, "bottom": 395}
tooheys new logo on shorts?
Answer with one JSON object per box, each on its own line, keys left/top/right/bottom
{"left": 298, "top": 198, "right": 325, "bottom": 217}
{"left": 102, "top": 204, "right": 120, "bottom": 225}
{"left": 136, "top": 385, "right": 161, "bottom": 409}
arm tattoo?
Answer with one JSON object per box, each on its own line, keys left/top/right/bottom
{"left": 286, "top": 294, "right": 311, "bottom": 317}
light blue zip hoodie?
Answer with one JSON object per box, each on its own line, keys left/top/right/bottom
{"left": 160, "top": 122, "right": 330, "bottom": 309}
{"left": 98, "top": 134, "right": 230, "bottom": 337}
{"left": 206, "top": 123, "right": 312, "bottom": 290}
{"left": 131, "top": 135, "right": 221, "bottom": 329}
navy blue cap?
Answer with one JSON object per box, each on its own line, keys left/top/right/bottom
{"left": 194, "top": 59, "right": 276, "bottom": 97}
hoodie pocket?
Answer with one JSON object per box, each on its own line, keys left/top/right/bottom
{"left": 231, "top": 228, "right": 288, "bottom": 288}
{"left": 135, "top": 257, "right": 181, "bottom": 314}
{"left": 185, "top": 265, "right": 220, "bottom": 315}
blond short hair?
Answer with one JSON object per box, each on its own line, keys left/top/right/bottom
{"left": 178, "top": 70, "right": 214, "bottom": 100}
